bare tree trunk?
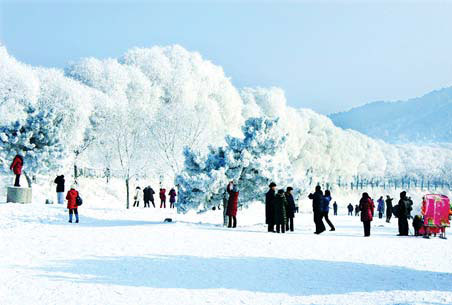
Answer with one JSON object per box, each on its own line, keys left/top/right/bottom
{"left": 23, "top": 171, "right": 32, "bottom": 188}
{"left": 74, "top": 164, "right": 78, "bottom": 183}
{"left": 126, "top": 177, "right": 130, "bottom": 209}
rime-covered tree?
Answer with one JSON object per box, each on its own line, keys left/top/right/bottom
{"left": 176, "top": 117, "right": 294, "bottom": 213}
{"left": 0, "top": 47, "right": 93, "bottom": 177}
{"left": 0, "top": 106, "right": 66, "bottom": 176}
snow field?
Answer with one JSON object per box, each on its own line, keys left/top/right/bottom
{"left": 1, "top": 182, "right": 451, "bottom": 305}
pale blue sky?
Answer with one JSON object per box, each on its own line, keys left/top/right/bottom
{"left": 1, "top": 0, "right": 452, "bottom": 113}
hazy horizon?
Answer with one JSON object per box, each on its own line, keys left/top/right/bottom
{"left": 1, "top": 0, "right": 452, "bottom": 114}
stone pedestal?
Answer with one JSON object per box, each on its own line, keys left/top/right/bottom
{"left": 7, "top": 187, "right": 32, "bottom": 204}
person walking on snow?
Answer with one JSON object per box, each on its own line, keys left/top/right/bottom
{"left": 54, "top": 175, "right": 65, "bottom": 204}
{"left": 359, "top": 192, "right": 375, "bottom": 237}
{"left": 322, "top": 190, "right": 335, "bottom": 231}
{"left": 386, "top": 196, "right": 393, "bottom": 223}
{"left": 347, "top": 203, "right": 353, "bottom": 216}
{"left": 377, "top": 196, "right": 385, "bottom": 219}
{"left": 308, "top": 185, "right": 325, "bottom": 234}
{"left": 66, "top": 185, "right": 80, "bottom": 223}
{"left": 265, "top": 182, "right": 277, "bottom": 232}
{"left": 169, "top": 188, "right": 177, "bottom": 209}
{"left": 159, "top": 188, "right": 167, "bottom": 208}
{"left": 355, "top": 204, "right": 360, "bottom": 216}
{"left": 133, "top": 186, "right": 141, "bottom": 207}
{"left": 226, "top": 185, "right": 239, "bottom": 228}
{"left": 285, "top": 187, "right": 296, "bottom": 232}
{"left": 274, "top": 189, "right": 288, "bottom": 233}
{"left": 10, "top": 154, "right": 23, "bottom": 187}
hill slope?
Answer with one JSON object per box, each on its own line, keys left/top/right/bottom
{"left": 329, "top": 87, "right": 452, "bottom": 143}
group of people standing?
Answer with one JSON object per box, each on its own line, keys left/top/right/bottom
{"left": 355, "top": 191, "right": 414, "bottom": 237}
{"left": 308, "top": 186, "right": 336, "bottom": 234}
{"left": 133, "top": 186, "right": 177, "bottom": 209}
{"left": 347, "top": 195, "right": 396, "bottom": 223}
{"left": 10, "top": 155, "right": 443, "bottom": 239}
{"left": 307, "top": 187, "right": 419, "bottom": 237}
{"left": 265, "top": 183, "right": 296, "bottom": 233}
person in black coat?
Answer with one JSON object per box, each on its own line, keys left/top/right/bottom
{"left": 285, "top": 187, "right": 296, "bottom": 232}
{"left": 385, "top": 196, "right": 393, "bottom": 223}
{"left": 265, "top": 182, "right": 277, "bottom": 232}
{"left": 54, "top": 175, "right": 65, "bottom": 204}
{"left": 333, "top": 201, "right": 338, "bottom": 216}
{"left": 143, "top": 186, "right": 156, "bottom": 208}
{"left": 308, "top": 185, "right": 325, "bottom": 234}
{"left": 273, "top": 189, "right": 288, "bottom": 233}
{"left": 347, "top": 203, "right": 353, "bottom": 216}
{"left": 397, "top": 191, "right": 409, "bottom": 236}
{"left": 355, "top": 204, "right": 360, "bottom": 216}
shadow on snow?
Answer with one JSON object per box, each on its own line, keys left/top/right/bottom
{"left": 32, "top": 255, "right": 452, "bottom": 296}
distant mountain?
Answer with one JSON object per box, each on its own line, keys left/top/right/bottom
{"left": 329, "top": 87, "right": 452, "bottom": 143}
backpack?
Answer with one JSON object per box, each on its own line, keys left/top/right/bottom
{"left": 393, "top": 204, "right": 399, "bottom": 218}
{"left": 76, "top": 194, "right": 83, "bottom": 206}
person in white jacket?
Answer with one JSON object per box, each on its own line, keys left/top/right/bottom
{"left": 133, "top": 186, "right": 141, "bottom": 207}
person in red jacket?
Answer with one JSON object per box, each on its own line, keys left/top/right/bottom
{"left": 226, "top": 185, "right": 239, "bottom": 228}
{"left": 66, "top": 185, "right": 80, "bottom": 223}
{"left": 359, "top": 192, "right": 375, "bottom": 237}
{"left": 159, "top": 188, "right": 166, "bottom": 208}
{"left": 10, "top": 154, "right": 23, "bottom": 187}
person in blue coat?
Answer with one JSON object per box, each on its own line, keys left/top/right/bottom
{"left": 377, "top": 196, "right": 385, "bottom": 219}
{"left": 322, "top": 190, "right": 335, "bottom": 231}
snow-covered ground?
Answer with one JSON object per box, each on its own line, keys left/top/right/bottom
{"left": 1, "top": 179, "right": 451, "bottom": 305}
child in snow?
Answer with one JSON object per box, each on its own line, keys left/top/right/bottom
{"left": 66, "top": 185, "right": 80, "bottom": 223}
{"left": 412, "top": 215, "right": 423, "bottom": 236}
